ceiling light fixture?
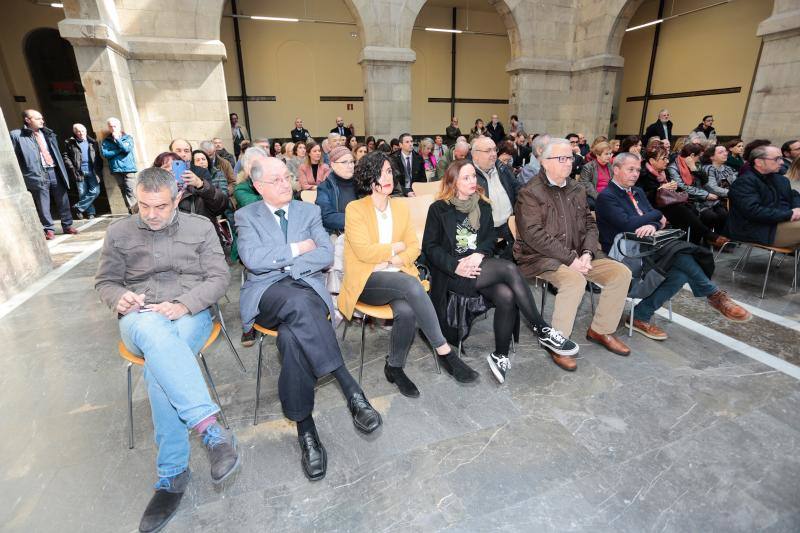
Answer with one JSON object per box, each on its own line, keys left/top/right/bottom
{"left": 250, "top": 15, "right": 299, "bottom": 22}
{"left": 425, "top": 27, "right": 463, "bottom": 34}
{"left": 50, "top": 2, "right": 63, "bottom": 7}
{"left": 625, "top": 0, "right": 730, "bottom": 32}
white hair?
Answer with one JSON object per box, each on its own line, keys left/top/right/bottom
{"left": 612, "top": 152, "right": 640, "bottom": 169}
{"left": 540, "top": 138, "right": 570, "bottom": 159}
{"left": 107, "top": 117, "right": 121, "bottom": 127}
{"left": 199, "top": 140, "right": 215, "bottom": 153}
{"left": 240, "top": 146, "right": 269, "bottom": 180}
{"left": 532, "top": 133, "right": 552, "bottom": 157}
{"left": 72, "top": 123, "right": 86, "bottom": 133}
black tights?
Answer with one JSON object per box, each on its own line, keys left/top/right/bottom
{"left": 475, "top": 257, "right": 549, "bottom": 355}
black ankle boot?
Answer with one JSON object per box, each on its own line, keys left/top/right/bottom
{"left": 384, "top": 364, "right": 420, "bottom": 398}
{"left": 438, "top": 352, "right": 479, "bottom": 383}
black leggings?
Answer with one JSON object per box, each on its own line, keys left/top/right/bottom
{"left": 474, "top": 257, "right": 549, "bottom": 356}
{"left": 660, "top": 203, "right": 716, "bottom": 243}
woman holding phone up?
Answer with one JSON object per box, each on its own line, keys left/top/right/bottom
{"left": 338, "top": 152, "right": 479, "bottom": 397}
{"left": 152, "top": 151, "right": 227, "bottom": 225}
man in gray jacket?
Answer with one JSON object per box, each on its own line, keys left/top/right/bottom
{"left": 10, "top": 109, "right": 76, "bottom": 239}
{"left": 95, "top": 168, "right": 239, "bottom": 533}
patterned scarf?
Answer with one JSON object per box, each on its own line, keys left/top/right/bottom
{"left": 677, "top": 156, "right": 694, "bottom": 186}
{"left": 449, "top": 194, "right": 481, "bottom": 231}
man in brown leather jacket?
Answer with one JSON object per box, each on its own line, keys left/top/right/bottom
{"left": 514, "top": 138, "right": 633, "bottom": 371}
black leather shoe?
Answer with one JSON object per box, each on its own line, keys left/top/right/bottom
{"left": 298, "top": 429, "right": 327, "bottom": 481}
{"left": 348, "top": 392, "right": 382, "bottom": 434}
{"left": 139, "top": 470, "right": 190, "bottom": 533}
{"left": 438, "top": 352, "right": 479, "bottom": 383}
{"left": 384, "top": 364, "right": 420, "bottom": 398}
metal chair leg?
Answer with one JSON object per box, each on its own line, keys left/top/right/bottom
{"left": 628, "top": 300, "right": 637, "bottom": 337}
{"left": 741, "top": 245, "right": 754, "bottom": 272}
{"left": 793, "top": 249, "right": 799, "bottom": 293}
{"left": 760, "top": 250, "right": 775, "bottom": 299}
{"left": 732, "top": 244, "right": 750, "bottom": 274}
{"left": 254, "top": 334, "right": 265, "bottom": 425}
{"left": 540, "top": 280, "right": 548, "bottom": 311}
{"left": 341, "top": 319, "right": 350, "bottom": 341}
{"left": 217, "top": 312, "right": 247, "bottom": 373}
{"left": 668, "top": 299, "right": 673, "bottom": 321}
{"left": 456, "top": 296, "right": 464, "bottom": 358}
{"left": 198, "top": 352, "right": 229, "bottom": 429}
{"left": 358, "top": 315, "right": 367, "bottom": 385}
{"left": 127, "top": 363, "right": 134, "bottom": 449}
{"left": 589, "top": 282, "right": 596, "bottom": 314}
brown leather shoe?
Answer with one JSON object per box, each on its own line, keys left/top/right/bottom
{"left": 706, "top": 234, "right": 730, "bottom": 249}
{"left": 547, "top": 349, "right": 577, "bottom": 371}
{"left": 625, "top": 318, "right": 668, "bottom": 340}
{"left": 586, "top": 328, "right": 631, "bottom": 356}
{"left": 707, "top": 290, "right": 751, "bottom": 322}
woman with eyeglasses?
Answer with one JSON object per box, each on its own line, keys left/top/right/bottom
{"left": 339, "top": 151, "right": 479, "bottom": 396}
{"left": 638, "top": 146, "right": 728, "bottom": 248}
{"left": 578, "top": 141, "right": 613, "bottom": 210}
{"left": 315, "top": 146, "right": 357, "bottom": 235}
{"left": 691, "top": 115, "right": 717, "bottom": 145}
{"left": 422, "top": 159, "right": 577, "bottom": 384}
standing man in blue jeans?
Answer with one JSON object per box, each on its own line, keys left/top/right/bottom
{"left": 95, "top": 167, "right": 239, "bottom": 533}
{"left": 596, "top": 152, "right": 751, "bottom": 341}
{"left": 63, "top": 123, "right": 103, "bottom": 219}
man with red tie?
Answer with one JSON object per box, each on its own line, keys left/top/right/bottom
{"left": 10, "top": 109, "right": 77, "bottom": 239}
{"left": 596, "top": 152, "right": 750, "bottom": 340}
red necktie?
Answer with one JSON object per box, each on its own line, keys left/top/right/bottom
{"left": 627, "top": 190, "right": 643, "bottom": 216}
{"left": 35, "top": 131, "right": 54, "bottom": 167}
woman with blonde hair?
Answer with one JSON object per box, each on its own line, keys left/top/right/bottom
{"left": 422, "top": 159, "right": 577, "bottom": 384}
{"left": 578, "top": 141, "right": 613, "bottom": 209}
{"left": 339, "top": 152, "right": 480, "bottom": 395}
{"left": 418, "top": 137, "right": 437, "bottom": 181}
{"left": 352, "top": 142, "right": 367, "bottom": 162}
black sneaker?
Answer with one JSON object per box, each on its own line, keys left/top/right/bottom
{"left": 486, "top": 352, "right": 510, "bottom": 384}
{"left": 538, "top": 327, "right": 579, "bottom": 357}
{"left": 240, "top": 328, "right": 256, "bottom": 347}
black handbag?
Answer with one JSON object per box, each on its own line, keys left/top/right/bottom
{"left": 445, "top": 291, "right": 491, "bottom": 342}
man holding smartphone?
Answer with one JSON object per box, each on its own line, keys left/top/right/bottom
{"left": 95, "top": 167, "right": 239, "bottom": 533}
{"left": 168, "top": 138, "right": 228, "bottom": 224}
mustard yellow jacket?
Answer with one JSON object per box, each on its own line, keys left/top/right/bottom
{"left": 338, "top": 196, "right": 421, "bottom": 319}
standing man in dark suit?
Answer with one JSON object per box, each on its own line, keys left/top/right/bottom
{"left": 330, "top": 116, "right": 347, "bottom": 137}
{"left": 644, "top": 108, "right": 673, "bottom": 143}
{"left": 391, "top": 133, "right": 426, "bottom": 196}
{"left": 236, "top": 149, "right": 382, "bottom": 481}
{"left": 10, "top": 109, "right": 76, "bottom": 239}
{"left": 486, "top": 114, "right": 506, "bottom": 145}
{"left": 290, "top": 117, "right": 311, "bottom": 143}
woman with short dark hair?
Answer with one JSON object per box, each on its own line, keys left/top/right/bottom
{"left": 725, "top": 139, "right": 745, "bottom": 172}
{"left": 619, "top": 135, "right": 642, "bottom": 156}
{"left": 338, "top": 152, "right": 479, "bottom": 395}
{"left": 422, "top": 159, "right": 577, "bottom": 383}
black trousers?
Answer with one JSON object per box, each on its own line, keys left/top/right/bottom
{"left": 660, "top": 203, "right": 715, "bottom": 243}
{"left": 494, "top": 222, "right": 515, "bottom": 260}
{"left": 256, "top": 277, "right": 343, "bottom": 421}
{"left": 31, "top": 168, "right": 73, "bottom": 232}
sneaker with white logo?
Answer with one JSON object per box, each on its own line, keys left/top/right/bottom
{"left": 487, "top": 352, "right": 510, "bottom": 384}
{"left": 538, "top": 327, "right": 579, "bottom": 357}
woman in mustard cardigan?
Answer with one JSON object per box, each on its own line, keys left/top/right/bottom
{"left": 339, "top": 152, "right": 479, "bottom": 397}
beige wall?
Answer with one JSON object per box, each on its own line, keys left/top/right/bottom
{"left": 219, "top": 0, "right": 510, "bottom": 139}
{"left": 617, "top": 0, "right": 772, "bottom": 137}
{"left": 0, "top": 2, "right": 64, "bottom": 128}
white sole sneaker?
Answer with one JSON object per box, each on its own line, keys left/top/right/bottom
{"left": 486, "top": 354, "right": 507, "bottom": 384}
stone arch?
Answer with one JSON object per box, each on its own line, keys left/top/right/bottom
{"left": 606, "top": 0, "right": 647, "bottom": 56}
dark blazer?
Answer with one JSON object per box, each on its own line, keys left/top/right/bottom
{"left": 512, "top": 144, "right": 532, "bottom": 168}
{"left": 475, "top": 160, "right": 521, "bottom": 209}
{"left": 422, "top": 199, "right": 496, "bottom": 343}
{"left": 290, "top": 128, "right": 311, "bottom": 143}
{"left": 486, "top": 122, "right": 506, "bottom": 144}
{"left": 9, "top": 126, "right": 70, "bottom": 191}
{"left": 726, "top": 167, "right": 800, "bottom": 245}
{"left": 644, "top": 120, "right": 673, "bottom": 142}
{"left": 595, "top": 182, "right": 664, "bottom": 253}
{"left": 63, "top": 136, "right": 104, "bottom": 182}
{"left": 391, "top": 150, "right": 426, "bottom": 195}
{"left": 330, "top": 125, "right": 348, "bottom": 136}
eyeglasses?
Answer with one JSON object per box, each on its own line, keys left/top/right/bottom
{"left": 545, "top": 156, "right": 572, "bottom": 164}
{"left": 334, "top": 160, "right": 355, "bottom": 165}
{"left": 262, "top": 176, "right": 291, "bottom": 186}
{"left": 474, "top": 148, "right": 497, "bottom": 153}
{"left": 758, "top": 156, "right": 783, "bottom": 162}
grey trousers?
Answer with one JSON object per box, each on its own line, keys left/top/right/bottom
{"left": 358, "top": 271, "right": 447, "bottom": 367}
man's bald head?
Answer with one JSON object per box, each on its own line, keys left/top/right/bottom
{"left": 169, "top": 138, "right": 192, "bottom": 162}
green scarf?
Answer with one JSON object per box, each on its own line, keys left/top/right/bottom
{"left": 449, "top": 194, "right": 481, "bottom": 231}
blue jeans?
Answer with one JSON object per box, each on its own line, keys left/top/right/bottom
{"left": 75, "top": 171, "right": 100, "bottom": 215}
{"left": 634, "top": 252, "right": 717, "bottom": 321}
{"left": 119, "top": 309, "right": 219, "bottom": 478}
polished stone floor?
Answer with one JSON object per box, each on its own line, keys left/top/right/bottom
{"left": 1, "top": 225, "right": 799, "bottom": 532}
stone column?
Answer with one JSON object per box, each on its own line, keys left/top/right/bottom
{"left": 507, "top": 57, "right": 572, "bottom": 137}
{"left": 0, "top": 106, "right": 52, "bottom": 304}
{"left": 570, "top": 54, "right": 625, "bottom": 141}
{"left": 359, "top": 46, "right": 415, "bottom": 139}
{"left": 741, "top": 7, "right": 800, "bottom": 141}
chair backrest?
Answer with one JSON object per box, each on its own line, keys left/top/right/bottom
{"left": 508, "top": 215, "right": 518, "bottom": 240}
{"left": 300, "top": 190, "right": 317, "bottom": 204}
{"left": 396, "top": 194, "right": 435, "bottom": 242}
{"left": 412, "top": 181, "right": 442, "bottom": 197}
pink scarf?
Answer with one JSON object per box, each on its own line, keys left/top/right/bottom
{"left": 677, "top": 156, "right": 694, "bottom": 186}
{"left": 646, "top": 162, "right": 667, "bottom": 184}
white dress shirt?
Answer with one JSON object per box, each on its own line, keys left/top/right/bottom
{"left": 264, "top": 200, "right": 299, "bottom": 261}
{"left": 482, "top": 166, "right": 513, "bottom": 227}
{"left": 375, "top": 203, "right": 399, "bottom": 272}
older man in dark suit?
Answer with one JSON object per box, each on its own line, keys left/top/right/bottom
{"left": 236, "top": 148, "right": 382, "bottom": 482}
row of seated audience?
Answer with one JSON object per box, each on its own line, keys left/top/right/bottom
{"left": 90, "top": 110, "right": 799, "bottom": 531}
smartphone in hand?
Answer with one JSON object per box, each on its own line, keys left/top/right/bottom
{"left": 171, "top": 160, "right": 188, "bottom": 189}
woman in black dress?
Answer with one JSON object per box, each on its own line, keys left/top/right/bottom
{"left": 421, "top": 159, "right": 577, "bottom": 384}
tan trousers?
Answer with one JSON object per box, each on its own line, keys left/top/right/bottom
{"left": 773, "top": 220, "right": 800, "bottom": 248}
{"left": 538, "top": 258, "right": 632, "bottom": 337}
